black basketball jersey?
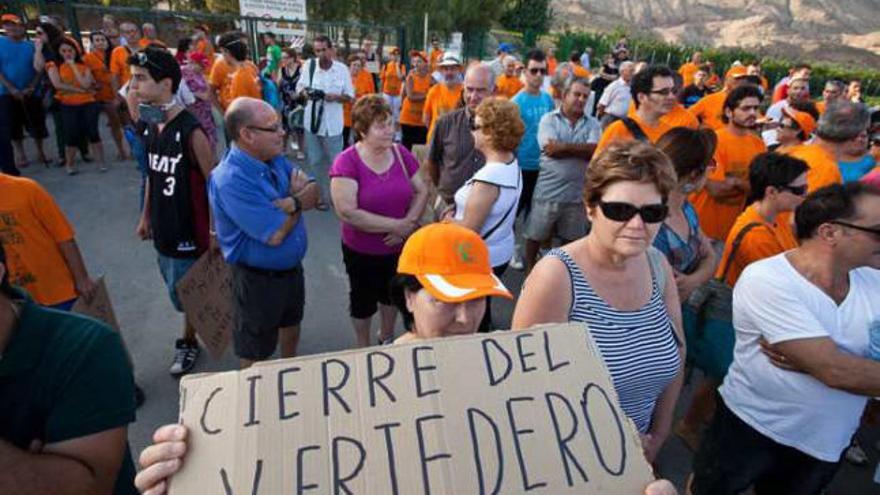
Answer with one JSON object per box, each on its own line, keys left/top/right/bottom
{"left": 143, "top": 109, "right": 208, "bottom": 258}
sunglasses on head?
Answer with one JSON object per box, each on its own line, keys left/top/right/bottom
{"left": 598, "top": 201, "right": 668, "bottom": 223}
{"left": 135, "top": 51, "right": 164, "bottom": 71}
{"left": 778, "top": 184, "right": 808, "bottom": 196}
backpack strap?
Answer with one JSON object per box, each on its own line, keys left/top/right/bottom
{"left": 621, "top": 117, "right": 649, "bottom": 142}
{"left": 717, "top": 222, "right": 765, "bottom": 283}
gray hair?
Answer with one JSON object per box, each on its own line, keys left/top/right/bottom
{"left": 225, "top": 97, "right": 270, "bottom": 141}
{"left": 465, "top": 62, "right": 495, "bottom": 91}
{"left": 817, "top": 101, "right": 870, "bottom": 142}
{"left": 562, "top": 76, "right": 591, "bottom": 95}
{"left": 551, "top": 62, "right": 574, "bottom": 92}
{"left": 619, "top": 61, "right": 635, "bottom": 72}
{"left": 824, "top": 79, "right": 846, "bottom": 93}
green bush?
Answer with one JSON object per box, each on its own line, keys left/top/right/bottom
{"left": 555, "top": 31, "right": 880, "bottom": 99}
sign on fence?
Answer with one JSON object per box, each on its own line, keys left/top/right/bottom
{"left": 239, "top": 0, "right": 307, "bottom": 37}
{"left": 168, "top": 324, "right": 654, "bottom": 494}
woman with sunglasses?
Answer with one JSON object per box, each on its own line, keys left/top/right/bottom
{"left": 444, "top": 96, "right": 524, "bottom": 331}
{"left": 512, "top": 140, "right": 684, "bottom": 464}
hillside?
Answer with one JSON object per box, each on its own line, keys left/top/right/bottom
{"left": 552, "top": 0, "right": 880, "bottom": 68}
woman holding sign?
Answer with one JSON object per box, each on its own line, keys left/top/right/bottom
{"left": 512, "top": 140, "right": 686, "bottom": 464}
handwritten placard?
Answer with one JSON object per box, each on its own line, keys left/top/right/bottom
{"left": 175, "top": 253, "right": 234, "bottom": 359}
{"left": 169, "top": 324, "right": 654, "bottom": 494}
{"left": 72, "top": 276, "right": 120, "bottom": 332}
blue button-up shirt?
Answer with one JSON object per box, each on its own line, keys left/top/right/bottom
{"left": 209, "top": 145, "right": 308, "bottom": 270}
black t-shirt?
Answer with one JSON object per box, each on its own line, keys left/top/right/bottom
{"left": 680, "top": 84, "right": 709, "bottom": 108}
{"left": 143, "top": 109, "right": 209, "bottom": 258}
{"left": 0, "top": 289, "right": 137, "bottom": 494}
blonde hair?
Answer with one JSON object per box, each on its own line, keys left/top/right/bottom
{"left": 474, "top": 97, "right": 525, "bottom": 153}
{"left": 585, "top": 141, "right": 678, "bottom": 206}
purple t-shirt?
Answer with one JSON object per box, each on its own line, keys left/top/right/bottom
{"left": 330, "top": 145, "right": 420, "bottom": 255}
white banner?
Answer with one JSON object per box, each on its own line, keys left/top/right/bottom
{"left": 240, "top": 0, "right": 307, "bottom": 38}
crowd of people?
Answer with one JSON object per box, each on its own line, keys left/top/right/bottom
{"left": 1, "top": 11, "right": 880, "bottom": 495}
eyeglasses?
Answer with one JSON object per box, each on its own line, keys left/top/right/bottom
{"left": 830, "top": 221, "right": 880, "bottom": 239}
{"left": 247, "top": 124, "right": 283, "bottom": 134}
{"left": 778, "top": 184, "right": 808, "bottom": 196}
{"left": 598, "top": 201, "right": 668, "bottom": 223}
{"left": 650, "top": 87, "right": 676, "bottom": 96}
{"left": 528, "top": 68, "right": 548, "bottom": 75}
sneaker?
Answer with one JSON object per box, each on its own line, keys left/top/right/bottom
{"left": 508, "top": 253, "right": 524, "bottom": 271}
{"left": 169, "top": 339, "right": 200, "bottom": 376}
{"left": 846, "top": 440, "right": 869, "bottom": 465}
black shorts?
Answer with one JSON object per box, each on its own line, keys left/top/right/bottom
{"left": 691, "top": 395, "right": 841, "bottom": 495}
{"left": 401, "top": 124, "right": 427, "bottom": 151}
{"left": 517, "top": 169, "right": 539, "bottom": 219}
{"left": 231, "top": 263, "right": 305, "bottom": 360}
{"left": 60, "top": 102, "right": 101, "bottom": 147}
{"left": 2, "top": 94, "right": 49, "bottom": 140}
{"left": 341, "top": 243, "right": 399, "bottom": 319}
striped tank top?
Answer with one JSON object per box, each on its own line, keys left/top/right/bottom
{"left": 550, "top": 248, "right": 681, "bottom": 433}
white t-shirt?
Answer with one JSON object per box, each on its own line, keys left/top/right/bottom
{"left": 720, "top": 253, "right": 880, "bottom": 462}
{"left": 598, "top": 78, "right": 631, "bottom": 118}
{"left": 453, "top": 160, "right": 523, "bottom": 267}
{"left": 295, "top": 59, "right": 355, "bottom": 137}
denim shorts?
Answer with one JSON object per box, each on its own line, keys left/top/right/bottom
{"left": 157, "top": 254, "right": 198, "bottom": 312}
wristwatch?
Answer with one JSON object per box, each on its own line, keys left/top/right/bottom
{"left": 292, "top": 195, "right": 302, "bottom": 213}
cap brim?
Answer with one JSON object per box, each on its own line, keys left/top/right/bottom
{"left": 417, "top": 272, "right": 512, "bottom": 303}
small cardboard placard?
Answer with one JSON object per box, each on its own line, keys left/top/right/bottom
{"left": 72, "top": 276, "right": 120, "bottom": 332}
{"left": 169, "top": 324, "right": 654, "bottom": 494}
{"left": 175, "top": 252, "right": 235, "bottom": 359}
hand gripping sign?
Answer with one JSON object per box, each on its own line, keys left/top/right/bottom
{"left": 169, "top": 324, "right": 654, "bottom": 494}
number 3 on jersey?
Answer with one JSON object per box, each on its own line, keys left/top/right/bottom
{"left": 163, "top": 177, "right": 176, "bottom": 196}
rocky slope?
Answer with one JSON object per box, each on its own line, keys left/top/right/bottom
{"left": 552, "top": 0, "right": 880, "bottom": 67}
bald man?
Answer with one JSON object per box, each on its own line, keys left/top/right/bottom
{"left": 425, "top": 63, "right": 494, "bottom": 207}
{"left": 209, "top": 97, "right": 319, "bottom": 368}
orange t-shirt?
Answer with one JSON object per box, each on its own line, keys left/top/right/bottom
{"left": 691, "top": 127, "right": 767, "bottom": 241}
{"left": 429, "top": 48, "right": 444, "bottom": 72}
{"left": 783, "top": 143, "right": 843, "bottom": 193}
{"left": 52, "top": 62, "right": 96, "bottom": 106}
{"left": 83, "top": 51, "right": 114, "bottom": 102}
{"left": 662, "top": 103, "right": 700, "bottom": 129}
{"left": 815, "top": 101, "right": 827, "bottom": 115}
{"left": 344, "top": 70, "right": 378, "bottom": 127}
{"left": 109, "top": 45, "right": 132, "bottom": 87}
{"left": 595, "top": 113, "right": 673, "bottom": 154}
{"left": 381, "top": 62, "right": 406, "bottom": 96}
{"left": 678, "top": 62, "right": 698, "bottom": 87}
{"left": 572, "top": 64, "right": 591, "bottom": 79}
{"left": 399, "top": 73, "right": 433, "bottom": 127}
{"left": 209, "top": 57, "right": 230, "bottom": 94}
{"left": 716, "top": 204, "right": 798, "bottom": 287}
{"left": 547, "top": 56, "right": 558, "bottom": 75}
{"left": 689, "top": 90, "right": 727, "bottom": 130}
{"left": 0, "top": 174, "right": 77, "bottom": 305}
{"left": 423, "top": 82, "right": 463, "bottom": 139}
{"left": 495, "top": 74, "right": 524, "bottom": 99}
{"left": 219, "top": 61, "right": 261, "bottom": 110}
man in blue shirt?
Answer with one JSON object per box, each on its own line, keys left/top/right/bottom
{"left": 510, "top": 49, "right": 555, "bottom": 269}
{"left": 210, "top": 97, "right": 319, "bottom": 368}
{"left": 0, "top": 14, "right": 49, "bottom": 175}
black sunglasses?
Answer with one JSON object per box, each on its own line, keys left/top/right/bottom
{"left": 528, "top": 67, "right": 548, "bottom": 75}
{"left": 830, "top": 221, "right": 880, "bottom": 238}
{"left": 779, "top": 184, "right": 808, "bottom": 196}
{"left": 134, "top": 51, "right": 164, "bottom": 71}
{"left": 598, "top": 201, "right": 668, "bottom": 223}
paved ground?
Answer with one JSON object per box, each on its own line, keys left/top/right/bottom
{"left": 16, "top": 131, "right": 878, "bottom": 493}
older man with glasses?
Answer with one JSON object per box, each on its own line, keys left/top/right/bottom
{"left": 209, "top": 97, "right": 319, "bottom": 369}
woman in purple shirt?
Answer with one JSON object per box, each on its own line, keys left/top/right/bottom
{"left": 330, "top": 95, "right": 429, "bottom": 346}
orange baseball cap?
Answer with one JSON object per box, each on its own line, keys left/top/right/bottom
{"left": 1, "top": 13, "right": 23, "bottom": 25}
{"left": 782, "top": 106, "right": 817, "bottom": 136}
{"left": 725, "top": 66, "right": 748, "bottom": 79}
{"left": 398, "top": 223, "right": 512, "bottom": 303}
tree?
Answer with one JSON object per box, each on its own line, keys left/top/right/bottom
{"left": 500, "top": 0, "right": 553, "bottom": 47}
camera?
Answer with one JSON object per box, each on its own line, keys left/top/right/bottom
{"left": 305, "top": 88, "right": 326, "bottom": 101}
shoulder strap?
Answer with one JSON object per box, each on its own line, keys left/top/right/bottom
{"left": 309, "top": 58, "right": 316, "bottom": 86}
{"left": 718, "top": 222, "right": 765, "bottom": 282}
{"left": 393, "top": 144, "right": 409, "bottom": 179}
{"left": 646, "top": 247, "right": 666, "bottom": 296}
{"left": 620, "top": 117, "right": 649, "bottom": 142}
{"left": 481, "top": 171, "right": 521, "bottom": 241}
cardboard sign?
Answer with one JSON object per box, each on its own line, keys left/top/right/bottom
{"left": 72, "top": 276, "right": 120, "bottom": 332}
{"left": 169, "top": 324, "right": 654, "bottom": 494}
{"left": 175, "top": 253, "right": 235, "bottom": 359}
